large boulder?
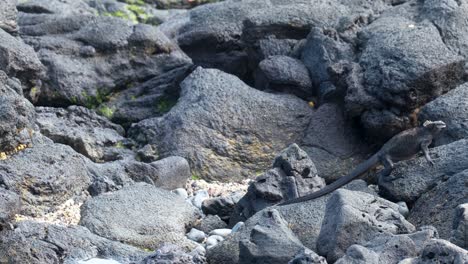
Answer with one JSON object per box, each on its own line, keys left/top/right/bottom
{"left": 129, "top": 68, "right": 313, "bottom": 181}
{"left": 378, "top": 139, "right": 468, "bottom": 204}
{"left": 0, "top": 135, "right": 90, "bottom": 216}
{"left": 419, "top": 82, "right": 468, "bottom": 146}
{"left": 317, "top": 189, "right": 415, "bottom": 262}
{"left": 408, "top": 169, "right": 468, "bottom": 240}
{"left": 18, "top": 10, "right": 192, "bottom": 115}
{"left": 230, "top": 144, "right": 325, "bottom": 224}
{"left": 35, "top": 106, "right": 129, "bottom": 163}
{"left": 0, "top": 221, "right": 149, "bottom": 263}
{"left": 344, "top": 15, "right": 465, "bottom": 140}
{"left": 80, "top": 183, "right": 199, "bottom": 249}
{"left": 162, "top": 0, "right": 395, "bottom": 80}
{"left": 0, "top": 71, "right": 35, "bottom": 152}
{"left": 0, "top": 0, "right": 18, "bottom": 34}
{"left": 206, "top": 180, "right": 373, "bottom": 264}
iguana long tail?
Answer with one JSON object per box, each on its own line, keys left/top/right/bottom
{"left": 278, "top": 153, "right": 380, "bottom": 206}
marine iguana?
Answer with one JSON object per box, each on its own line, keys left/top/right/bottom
{"left": 278, "top": 120, "right": 446, "bottom": 206}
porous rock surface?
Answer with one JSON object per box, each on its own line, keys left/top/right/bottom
{"left": 129, "top": 67, "right": 313, "bottom": 181}
{"left": 0, "top": 135, "right": 90, "bottom": 216}
{"left": 79, "top": 183, "right": 198, "bottom": 249}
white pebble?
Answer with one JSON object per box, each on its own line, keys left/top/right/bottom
{"left": 78, "top": 259, "right": 122, "bottom": 264}
{"left": 192, "top": 190, "right": 209, "bottom": 209}
{"left": 397, "top": 201, "right": 409, "bottom": 217}
{"left": 172, "top": 188, "right": 188, "bottom": 199}
{"left": 209, "top": 228, "right": 231, "bottom": 238}
{"left": 186, "top": 228, "right": 206, "bottom": 243}
{"left": 205, "top": 235, "right": 224, "bottom": 250}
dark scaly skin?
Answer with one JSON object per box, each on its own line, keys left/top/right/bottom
{"left": 278, "top": 121, "right": 446, "bottom": 206}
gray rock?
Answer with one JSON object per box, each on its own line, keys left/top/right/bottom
{"left": 140, "top": 244, "right": 206, "bottom": 264}
{"left": 129, "top": 67, "right": 313, "bottom": 181}
{"left": 0, "top": 71, "right": 36, "bottom": 152}
{"left": 407, "top": 239, "right": 468, "bottom": 264}
{"left": 421, "top": 0, "right": 468, "bottom": 59}
{"left": 301, "top": 27, "right": 354, "bottom": 101}
{"left": 194, "top": 215, "right": 227, "bottom": 234}
{"left": 125, "top": 156, "right": 191, "bottom": 190}
{"left": 345, "top": 15, "right": 465, "bottom": 141}
{"left": 17, "top": 0, "right": 95, "bottom": 17}
{"left": 167, "top": 0, "right": 393, "bottom": 80}
{"left": 35, "top": 106, "right": 128, "bottom": 162}
{"left": 300, "top": 103, "right": 368, "bottom": 183}
{"left": 378, "top": 139, "right": 468, "bottom": 204}
{"left": 0, "top": 28, "right": 44, "bottom": 92}
{"left": 0, "top": 188, "right": 20, "bottom": 230}
{"left": 238, "top": 209, "right": 310, "bottom": 264}
{"left": 419, "top": 82, "right": 468, "bottom": 146}
{"left": 0, "top": 0, "right": 18, "bottom": 33}
{"left": 317, "top": 189, "right": 415, "bottom": 262}
{"left": 18, "top": 12, "right": 192, "bottom": 114}
{"left": 249, "top": 36, "right": 299, "bottom": 66}
{"left": 398, "top": 202, "right": 410, "bottom": 218}
{"left": 0, "top": 135, "right": 90, "bottom": 216}
{"left": 451, "top": 204, "right": 468, "bottom": 249}
{"left": 335, "top": 229, "right": 438, "bottom": 264}
{"left": 209, "top": 229, "right": 231, "bottom": 238}
{"left": 255, "top": 55, "right": 313, "bottom": 99}
{"left": 206, "top": 235, "right": 224, "bottom": 250}
{"left": 288, "top": 248, "right": 327, "bottom": 264}
{"left": 207, "top": 180, "right": 373, "bottom": 264}
{"left": 201, "top": 192, "right": 243, "bottom": 222}
{"left": 192, "top": 190, "right": 209, "bottom": 209}
{"left": 187, "top": 228, "right": 206, "bottom": 243}
{"left": 173, "top": 188, "right": 189, "bottom": 199}
{"left": 85, "top": 158, "right": 137, "bottom": 196}
{"left": 0, "top": 221, "right": 149, "bottom": 264}
{"left": 80, "top": 183, "right": 198, "bottom": 249}
{"left": 408, "top": 169, "right": 468, "bottom": 240}
{"left": 78, "top": 259, "right": 122, "bottom": 264}
{"left": 230, "top": 144, "right": 325, "bottom": 224}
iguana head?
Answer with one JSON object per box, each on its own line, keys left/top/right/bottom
{"left": 423, "top": 120, "right": 446, "bottom": 133}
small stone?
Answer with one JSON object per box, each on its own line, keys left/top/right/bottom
{"left": 206, "top": 235, "right": 224, "bottom": 250}
{"left": 172, "top": 188, "right": 188, "bottom": 200}
{"left": 192, "top": 190, "right": 209, "bottom": 209}
{"left": 398, "top": 201, "right": 409, "bottom": 217}
{"left": 232, "top": 222, "right": 244, "bottom": 233}
{"left": 193, "top": 215, "right": 227, "bottom": 234}
{"left": 186, "top": 228, "right": 206, "bottom": 243}
{"left": 209, "top": 229, "right": 232, "bottom": 238}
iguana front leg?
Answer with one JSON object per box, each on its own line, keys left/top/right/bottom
{"left": 420, "top": 140, "right": 435, "bottom": 166}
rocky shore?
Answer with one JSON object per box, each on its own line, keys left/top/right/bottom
{"left": 0, "top": 0, "right": 467, "bottom": 263}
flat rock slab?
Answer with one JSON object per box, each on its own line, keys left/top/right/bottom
{"left": 80, "top": 183, "right": 198, "bottom": 249}
{"left": 129, "top": 67, "right": 313, "bottom": 181}
{"left": 0, "top": 221, "right": 148, "bottom": 263}
{"left": 36, "top": 106, "right": 127, "bottom": 162}
{"left": 378, "top": 139, "right": 468, "bottom": 204}
{"left": 0, "top": 135, "right": 90, "bottom": 216}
